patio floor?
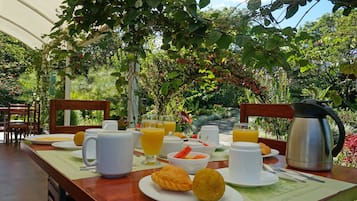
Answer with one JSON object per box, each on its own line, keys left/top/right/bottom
{"left": 0, "top": 133, "right": 47, "bottom": 201}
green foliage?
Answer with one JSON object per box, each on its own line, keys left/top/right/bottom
{"left": 139, "top": 52, "right": 198, "bottom": 115}
{"left": 0, "top": 32, "right": 34, "bottom": 105}
{"left": 293, "top": 10, "right": 357, "bottom": 109}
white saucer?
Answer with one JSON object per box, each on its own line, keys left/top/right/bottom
{"left": 52, "top": 141, "right": 82, "bottom": 150}
{"left": 217, "top": 168, "right": 279, "bottom": 187}
{"left": 223, "top": 148, "right": 279, "bottom": 158}
{"left": 138, "top": 175, "right": 243, "bottom": 201}
{"left": 25, "top": 134, "right": 74, "bottom": 145}
{"left": 263, "top": 149, "right": 279, "bottom": 158}
{"left": 71, "top": 150, "right": 96, "bottom": 160}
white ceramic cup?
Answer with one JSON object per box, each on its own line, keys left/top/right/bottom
{"left": 82, "top": 131, "right": 134, "bottom": 178}
{"left": 199, "top": 125, "right": 219, "bottom": 145}
{"left": 228, "top": 142, "right": 262, "bottom": 184}
{"left": 83, "top": 128, "right": 104, "bottom": 159}
{"left": 159, "top": 136, "right": 183, "bottom": 158}
{"left": 102, "top": 120, "right": 118, "bottom": 130}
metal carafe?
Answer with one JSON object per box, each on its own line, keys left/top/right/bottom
{"left": 286, "top": 99, "right": 345, "bottom": 171}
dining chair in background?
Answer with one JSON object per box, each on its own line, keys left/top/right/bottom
{"left": 49, "top": 99, "right": 110, "bottom": 134}
{"left": 28, "top": 102, "right": 41, "bottom": 135}
{"left": 239, "top": 103, "right": 294, "bottom": 154}
{"left": 5, "top": 103, "right": 30, "bottom": 143}
{"left": 0, "top": 106, "right": 7, "bottom": 142}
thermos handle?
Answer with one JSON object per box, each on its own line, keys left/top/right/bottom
{"left": 323, "top": 106, "right": 345, "bottom": 157}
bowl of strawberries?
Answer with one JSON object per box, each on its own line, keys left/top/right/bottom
{"left": 167, "top": 146, "right": 210, "bottom": 174}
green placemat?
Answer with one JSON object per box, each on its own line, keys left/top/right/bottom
{"left": 231, "top": 175, "right": 356, "bottom": 201}
{"left": 37, "top": 150, "right": 163, "bottom": 180}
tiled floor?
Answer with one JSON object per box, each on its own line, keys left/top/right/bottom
{"left": 0, "top": 140, "right": 47, "bottom": 201}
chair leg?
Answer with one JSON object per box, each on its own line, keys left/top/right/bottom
{"left": 4, "top": 131, "right": 9, "bottom": 144}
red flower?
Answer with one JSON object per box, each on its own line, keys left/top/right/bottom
{"left": 179, "top": 111, "right": 192, "bottom": 124}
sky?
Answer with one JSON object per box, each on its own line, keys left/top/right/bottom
{"left": 206, "top": 0, "right": 334, "bottom": 28}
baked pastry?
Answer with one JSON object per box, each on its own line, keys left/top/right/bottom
{"left": 259, "top": 142, "right": 271, "bottom": 155}
{"left": 151, "top": 164, "right": 192, "bottom": 192}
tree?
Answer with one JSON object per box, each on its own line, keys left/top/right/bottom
{"left": 290, "top": 10, "right": 357, "bottom": 109}
{"left": 0, "top": 32, "right": 34, "bottom": 105}
{"left": 45, "top": 0, "right": 356, "bottom": 126}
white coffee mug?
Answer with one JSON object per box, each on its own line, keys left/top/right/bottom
{"left": 199, "top": 125, "right": 219, "bottom": 145}
{"left": 83, "top": 128, "right": 104, "bottom": 159}
{"left": 228, "top": 142, "right": 262, "bottom": 184}
{"left": 102, "top": 120, "right": 118, "bottom": 130}
{"left": 82, "top": 131, "right": 134, "bottom": 178}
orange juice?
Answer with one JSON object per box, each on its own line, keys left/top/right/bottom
{"left": 232, "top": 129, "right": 259, "bottom": 142}
{"left": 163, "top": 121, "right": 176, "bottom": 135}
{"left": 140, "top": 127, "right": 165, "bottom": 155}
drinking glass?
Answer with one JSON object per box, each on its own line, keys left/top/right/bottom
{"left": 141, "top": 114, "right": 158, "bottom": 128}
{"left": 232, "top": 123, "right": 259, "bottom": 143}
{"left": 140, "top": 127, "right": 165, "bottom": 165}
{"left": 160, "top": 115, "right": 176, "bottom": 136}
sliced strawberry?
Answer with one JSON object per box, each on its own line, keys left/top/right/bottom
{"left": 174, "top": 146, "right": 192, "bottom": 158}
{"left": 198, "top": 140, "right": 209, "bottom": 146}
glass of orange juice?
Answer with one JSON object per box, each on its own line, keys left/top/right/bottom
{"left": 141, "top": 114, "right": 158, "bottom": 128}
{"left": 232, "top": 123, "right": 259, "bottom": 143}
{"left": 140, "top": 127, "right": 165, "bottom": 165}
{"left": 160, "top": 115, "right": 176, "bottom": 135}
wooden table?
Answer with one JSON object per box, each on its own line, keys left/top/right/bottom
{"left": 21, "top": 143, "right": 357, "bottom": 201}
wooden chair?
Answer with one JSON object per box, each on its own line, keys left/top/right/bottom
{"left": 239, "top": 103, "right": 294, "bottom": 155}
{"left": 49, "top": 99, "right": 110, "bottom": 134}
{"left": 5, "top": 103, "right": 30, "bottom": 143}
{"left": 28, "top": 102, "right": 41, "bottom": 135}
{"left": 0, "top": 106, "right": 7, "bottom": 142}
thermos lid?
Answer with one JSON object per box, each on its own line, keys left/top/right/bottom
{"left": 292, "top": 99, "right": 329, "bottom": 118}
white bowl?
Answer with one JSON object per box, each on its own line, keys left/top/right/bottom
{"left": 167, "top": 152, "right": 210, "bottom": 174}
{"left": 182, "top": 140, "right": 216, "bottom": 156}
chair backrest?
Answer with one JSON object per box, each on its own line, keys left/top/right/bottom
{"left": 0, "top": 106, "right": 7, "bottom": 132}
{"left": 49, "top": 99, "right": 110, "bottom": 134}
{"left": 7, "top": 103, "right": 30, "bottom": 123}
{"left": 239, "top": 103, "right": 294, "bottom": 155}
{"left": 29, "top": 102, "right": 41, "bottom": 135}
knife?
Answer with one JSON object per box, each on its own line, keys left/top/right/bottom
{"left": 263, "top": 164, "right": 305, "bottom": 182}
{"left": 279, "top": 168, "right": 325, "bottom": 183}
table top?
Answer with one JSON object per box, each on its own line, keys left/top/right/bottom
{"left": 21, "top": 143, "right": 357, "bottom": 201}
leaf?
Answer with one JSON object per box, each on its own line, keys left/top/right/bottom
{"left": 298, "top": 59, "right": 309, "bottom": 67}
{"left": 264, "top": 18, "right": 271, "bottom": 26}
{"left": 173, "top": 11, "right": 188, "bottom": 21}
{"left": 207, "top": 30, "right": 222, "bottom": 44}
{"left": 189, "top": 23, "right": 201, "bottom": 33}
{"left": 265, "top": 38, "right": 279, "bottom": 50}
{"left": 271, "top": 0, "right": 283, "bottom": 11}
{"left": 161, "top": 82, "right": 169, "bottom": 96}
{"left": 247, "top": 0, "right": 261, "bottom": 11}
{"left": 342, "top": 8, "right": 352, "bottom": 16}
{"left": 199, "top": 0, "right": 210, "bottom": 9}
{"left": 251, "top": 25, "right": 265, "bottom": 34}
{"left": 332, "top": 4, "right": 342, "bottom": 12}
{"left": 145, "top": 0, "right": 161, "bottom": 8}
{"left": 285, "top": 4, "right": 299, "bottom": 19}
{"left": 172, "top": 79, "right": 183, "bottom": 89}
{"left": 216, "top": 34, "right": 233, "bottom": 49}
{"left": 167, "top": 72, "right": 179, "bottom": 79}
{"left": 299, "top": 0, "right": 307, "bottom": 6}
